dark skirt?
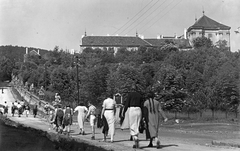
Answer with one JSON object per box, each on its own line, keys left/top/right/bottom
{"left": 56, "top": 116, "right": 63, "bottom": 127}
{"left": 63, "top": 115, "right": 72, "bottom": 126}
{"left": 102, "top": 115, "right": 109, "bottom": 134}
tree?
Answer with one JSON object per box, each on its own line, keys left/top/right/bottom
{"left": 82, "top": 65, "right": 110, "bottom": 105}
{"left": 50, "top": 66, "right": 71, "bottom": 104}
{"left": 106, "top": 63, "right": 145, "bottom": 100}
{"left": 153, "top": 63, "right": 187, "bottom": 117}
{"left": 0, "top": 56, "right": 14, "bottom": 81}
{"left": 216, "top": 40, "right": 228, "bottom": 51}
{"left": 193, "top": 37, "right": 212, "bottom": 49}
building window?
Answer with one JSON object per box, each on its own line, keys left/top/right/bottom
{"left": 208, "top": 33, "right": 212, "bottom": 38}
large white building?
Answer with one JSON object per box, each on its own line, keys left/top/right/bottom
{"left": 187, "top": 13, "right": 231, "bottom": 47}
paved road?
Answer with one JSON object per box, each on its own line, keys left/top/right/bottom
{"left": 0, "top": 87, "right": 239, "bottom": 151}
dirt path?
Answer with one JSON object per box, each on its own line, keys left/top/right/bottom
{"left": 1, "top": 87, "right": 239, "bottom": 151}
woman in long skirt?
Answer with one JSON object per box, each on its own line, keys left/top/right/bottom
{"left": 143, "top": 92, "right": 168, "bottom": 149}
{"left": 101, "top": 97, "right": 116, "bottom": 142}
{"left": 74, "top": 102, "right": 88, "bottom": 135}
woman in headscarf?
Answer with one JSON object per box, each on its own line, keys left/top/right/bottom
{"left": 101, "top": 96, "right": 116, "bottom": 143}
{"left": 143, "top": 92, "right": 168, "bottom": 149}
{"left": 74, "top": 102, "right": 88, "bottom": 135}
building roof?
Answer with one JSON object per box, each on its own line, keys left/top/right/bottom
{"left": 81, "top": 36, "right": 152, "bottom": 47}
{"left": 145, "top": 39, "right": 192, "bottom": 48}
{"left": 188, "top": 15, "right": 231, "bottom": 32}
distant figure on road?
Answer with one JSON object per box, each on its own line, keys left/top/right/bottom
{"left": 11, "top": 102, "right": 16, "bottom": 117}
{"left": 101, "top": 96, "right": 116, "bottom": 143}
{"left": 33, "top": 104, "right": 38, "bottom": 118}
{"left": 25, "top": 104, "right": 30, "bottom": 117}
{"left": 2, "top": 88, "right": 3, "bottom": 93}
{"left": 44, "top": 103, "right": 50, "bottom": 115}
{"left": 55, "top": 93, "right": 61, "bottom": 103}
{"left": 86, "top": 102, "right": 97, "bottom": 140}
{"left": 74, "top": 102, "right": 88, "bottom": 135}
{"left": 143, "top": 92, "right": 168, "bottom": 149}
{"left": 17, "top": 102, "right": 22, "bottom": 117}
{"left": 123, "top": 85, "right": 143, "bottom": 148}
{"left": 4, "top": 101, "right": 8, "bottom": 116}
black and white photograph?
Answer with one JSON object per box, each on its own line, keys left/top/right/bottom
{"left": 0, "top": 0, "right": 239, "bottom": 151}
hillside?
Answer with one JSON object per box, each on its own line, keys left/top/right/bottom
{"left": 0, "top": 45, "right": 49, "bottom": 62}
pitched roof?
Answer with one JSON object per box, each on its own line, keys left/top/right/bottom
{"left": 81, "top": 36, "right": 152, "bottom": 47}
{"left": 188, "top": 15, "right": 231, "bottom": 31}
{"left": 145, "top": 39, "right": 191, "bottom": 48}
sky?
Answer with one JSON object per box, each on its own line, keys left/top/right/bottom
{"left": 0, "top": 0, "right": 240, "bottom": 52}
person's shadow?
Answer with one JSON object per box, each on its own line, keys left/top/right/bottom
{"left": 140, "top": 144, "right": 178, "bottom": 149}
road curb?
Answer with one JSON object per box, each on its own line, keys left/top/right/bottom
{"left": 212, "top": 140, "right": 240, "bottom": 148}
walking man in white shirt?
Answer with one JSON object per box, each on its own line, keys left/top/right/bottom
{"left": 86, "top": 102, "right": 97, "bottom": 140}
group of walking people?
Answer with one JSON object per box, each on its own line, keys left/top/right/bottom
{"left": 48, "top": 104, "right": 74, "bottom": 135}
{"left": 120, "top": 86, "right": 168, "bottom": 149}
{"left": 70, "top": 85, "right": 168, "bottom": 149}
{"left": 3, "top": 100, "right": 31, "bottom": 117}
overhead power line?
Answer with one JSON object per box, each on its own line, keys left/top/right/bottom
{"left": 117, "top": 0, "right": 160, "bottom": 35}
{"left": 125, "top": 0, "right": 168, "bottom": 35}
{"left": 112, "top": 0, "right": 154, "bottom": 35}
{"left": 141, "top": 0, "right": 182, "bottom": 34}
{"left": 138, "top": 0, "right": 175, "bottom": 32}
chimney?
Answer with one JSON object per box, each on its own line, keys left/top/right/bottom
{"left": 174, "top": 33, "right": 177, "bottom": 39}
{"left": 26, "top": 47, "right": 28, "bottom": 54}
{"left": 184, "top": 28, "right": 187, "bottom": 39}
{"left": 71, "top": 49, "right": 75, "bottom": 55}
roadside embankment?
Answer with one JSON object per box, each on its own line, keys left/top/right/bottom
{"left": 0, "top": 115, "right": 133, "bottom": 151}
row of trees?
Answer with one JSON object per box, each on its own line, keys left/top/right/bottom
{"left": 1, "top": 37, "right": 239, "bottom": 118}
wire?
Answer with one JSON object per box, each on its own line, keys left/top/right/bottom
{"left": 141, "top": 0, "right": 182, "bottom": 34}
{"left": 125, "top": 0, "right": 168, "bottom": 35}
{"left": 138, "top": 0, "right": 175, "bottom": 32}
{"left": 112, "top": 0, "right": 154, "bottom": 35}
{"left": 118, "top": 0, "right": 160, "bottom": 35}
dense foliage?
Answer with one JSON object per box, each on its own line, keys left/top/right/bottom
{"left": 0, "top": 38, "right": 239, "bottom": 117}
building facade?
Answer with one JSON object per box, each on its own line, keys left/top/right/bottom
{"left": 80, "top": 33, "right": 191, "bottom": 53}
{"left": 187, "top": 13, "right": 231, "bottom": 47}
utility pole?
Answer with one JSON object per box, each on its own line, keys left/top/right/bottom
{"left": 44, "top": 63, "right": 46, "bottom": 90}
{"left": 76, "top": 56, "right": 80, "bottom": 105}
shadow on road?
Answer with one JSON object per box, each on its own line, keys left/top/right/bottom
{"left": 140, "top": 144, "right": 178, "bottom": 149}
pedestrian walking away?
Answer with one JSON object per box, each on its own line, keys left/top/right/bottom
{"left": 3, "top": 101, "right": 8, "bottom": 116}
{"left": 33, "top": 104, "right": 38, "bottom": 118}
{"left": 143, "top": 91, "right": 168, "bottom": 149}
{"left": 63, "top": 105, "right": 73, "bottom": 135}
{"left": 25, "top": 104, "right": 30, "bottom": 117}
{"left": 54, "top": 104, "right": 64, "bottom": 133}
{"left": 123, "top": 85, "right": 144, "bottom": 148}
{"left": 49, "top": 109, "right": 56, "bottom": 130}
{"left": 11, "top": 102, "right": 16, "bottom": 117}
{"left": 86, "top": 102, "right": 97, "bottom": 140}
{"left": 17, "top": 102, "right": 22, "bottom": 117}
{"left": 101, "top": 96, "right": 116, "bottom": 143}
{"left": 74, "top": 102, "right": 88, "bottom": 135}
